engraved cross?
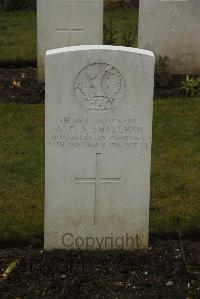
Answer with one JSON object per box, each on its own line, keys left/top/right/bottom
{"left": 75, "top": 153, "right": 121, "bottom": 225}
{"left": 56, "top": 6, "right": 84, "bottom": 44}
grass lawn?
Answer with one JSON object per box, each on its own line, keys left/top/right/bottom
{"left": 151, "top": 98, "right": 200, "bottom": 236}
{"left": 0, "top": 98, "right": 199, "bottom": 243}
{"left": 0, "top": 8, "right": 138, "bottom": 64}
{"left": 0, "top": 104, "right": 44, "bottom": 243}
{"left": 0, "top": 11, "right": 36, "bottom": 64}
{"left": 104, "top": 7, "right": 138, "bottom": 46}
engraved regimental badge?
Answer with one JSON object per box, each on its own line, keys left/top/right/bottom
{"left": 74, "top": 63, "right": 124, "bottom": 111}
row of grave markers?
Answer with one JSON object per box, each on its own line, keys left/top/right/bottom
{"left": 43, "top": 0, "right": 199, "bottom": 250}
{"left": 38, "top": 0, "right": 200, "bottom": 82}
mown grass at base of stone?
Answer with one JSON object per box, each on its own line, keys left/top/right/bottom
{"left": 0, "top": 104, "right": 44, "bottom": 243}
{"left": 151, "top": 98, "right": 200, "bottom": 235}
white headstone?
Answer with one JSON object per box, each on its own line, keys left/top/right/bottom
{"left": 37, "top": 0, "right": 103, "bottom": 82}
{"left": 45, "top": 45, "right": 155, "bottom": 250}
{"left": 139, "top": 0, "right": 200, "bottom": 74}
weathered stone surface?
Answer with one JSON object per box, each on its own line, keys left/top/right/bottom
{"left": 139, "top": 0, "right": 200, "bottom": 74}
{"left": 37, "top": 0, "right": 103, "bottom": 82}
{"left": 45, "top": 45, "right": 155, "bottom": 250}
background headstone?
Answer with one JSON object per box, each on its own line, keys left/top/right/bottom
{"left": 37, "top": 0, "right": 103, "bottom": 82}
{"left": 45, "top": 45, "right": 155, "bottom": 250}
{"left": 139, "top": 0, "right": 200, "bottom": 74}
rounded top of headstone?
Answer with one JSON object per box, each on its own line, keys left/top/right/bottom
{"left": 46, "top": 45, "right": 155, "bottom": 58}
